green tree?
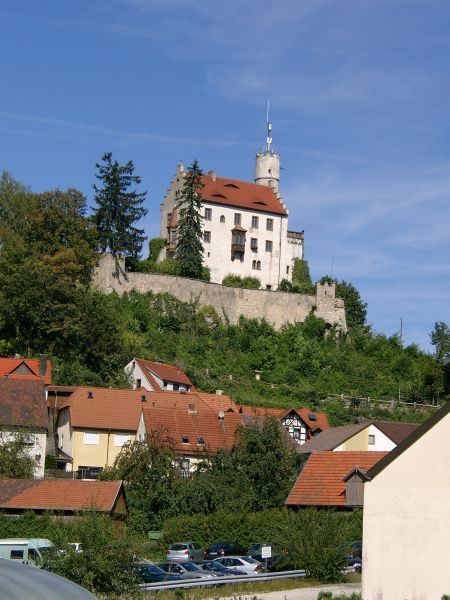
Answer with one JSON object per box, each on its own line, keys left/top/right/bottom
{"left": 175, "top": 160, "right": 204, "bottom": 278}
{"left": 0, "top": 430, "right": 37, "bottom": 478}
{"left": 93, "top": 152, "right": 148, "bottom": 259}
{"left": 430, "top": 322, "right": 450, "bottom": 365}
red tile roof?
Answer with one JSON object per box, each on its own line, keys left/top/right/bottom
{"left": 197, "top": 393, "right": 238, "bottom": 412}
{"left": 58, "top": 387, "right": 145, "bottom": 431}
{"left": 237, "top": 405, "right": 329, "bottom": 432}
{"left": 141, "top": 392, "right": 244, "bottom": 455}
{"left": 0, "top": 478, "right": 124, "bottom": 513}
{"left": 286, "top": 451, "right": 388, "bottom": 507}
{"left": 200, "top": 174, "right": 287, "bottom": 216}
{"left": 135, "top": 358, "right": 194, "bottom": 390}
{"left": 0, "top": 357, "right": 51, "bottom": 385}
{"left": 0, "top": 380, "right": 47, "bottom": 430}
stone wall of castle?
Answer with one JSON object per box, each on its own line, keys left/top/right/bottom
{"left": 93, "top": 254, "right": 347, "bottom": 331}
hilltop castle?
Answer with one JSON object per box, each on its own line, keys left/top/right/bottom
{"left": 158, "top": 121, "right": 304, "bottom": 290}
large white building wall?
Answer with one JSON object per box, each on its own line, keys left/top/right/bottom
{"left": 334, "top": 425, "right": 397, "bottom": 452}
{"left": 1, "top": 430, "right": 46, "bottom": 478}
{"left": 362, "top": 412, "right": 450, "bottom": 600}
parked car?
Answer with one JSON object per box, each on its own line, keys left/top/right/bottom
{"left": 204, "top": 542, "right": 246, "bottom": 560}
{"left": 213, "top": 556, "right": 263, "bottom": 575}
{"left": 0, "top": 539, "right": 54, "bottom": 567}
{"left": 247, "top": 543, "right": 274, "bottom": 567}
{"left": 157, "top": 561, "right": 217, "bottom": 579}
{"left": 344, "top": 540, "right": 362, "bottom": 573}
{"left": 196, "top": 560, "right": 247, "bottom": 576}
{"left": 134, "top": 563, "right": 184, "bottom": 583}
{"left": 166, "top": 542, "right": 204, "bottom": 562}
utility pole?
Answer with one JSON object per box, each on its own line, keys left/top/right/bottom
{"left": 400, "top": 317, "right": 403, "bottom": 346}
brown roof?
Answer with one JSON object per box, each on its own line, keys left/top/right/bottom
{"left": 200, "top": 174, "right": 287, "bottom": 216}
{"left": 0, "top": 380, "right": 47, "bottom": 430}
{"left": 135, "top": 358, "right": 193, "bottom": 390}
{"left": 141, "top": 392, "right": 244, "bottom": 455}
{"left": 197, "top": 393, "right": 238, "bottom": 412}
{"left": 58, "top": 387, "right": 145, "bottom": 431}
{"left": 0, "top": 478, "right": 124, "bottom": 513}
{"left": 286, "top": 451, "right": 388, "bottom": 507}
{"left": 297, "top": 420, "right": 420, "bottom": 454}
{"left": 0, "top": 357, "right": 51, "bottom": 385}
{"left": 238, "top": 405, "right": 329, "bottom": 432}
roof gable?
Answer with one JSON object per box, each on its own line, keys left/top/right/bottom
{"left": 135, "top": 358, "right": 193, "bottom": 388}
{"left": 286, "top": 451, "right": 388, "bottom": 507}
{"left": 0, "top": 357, "right": 52, "bottom": 385}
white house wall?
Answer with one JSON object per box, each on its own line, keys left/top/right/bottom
{"left": 57, "top": 407, "right": 73, "bottom": 461}
{"left": 334, "top": 425, "right": 396, "bottom": 452}
{"left": 362, "top": 412, "right": 450, "bottom": 600}
{"left": 124, "top": 360, "right": 155, "bottom": 391}
{"left": 1, "top": 430, "right": 46, "bottom": 478}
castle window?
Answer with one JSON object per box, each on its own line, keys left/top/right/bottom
{"left": 204, "top": 208, "right": 212, "bottom": 221}
{"left": 265, "top": 240, "right": 273, "bottom": 253}
{"left": 266, "top": 285, "right": 272, "bottom": 290}
{"left": 234, "top": 213, "right": 241, "bottom": 226}
{"left": 250, "top": 238, "right": 258, "bottom": 251}
{"left": 220, "top": 215, "right": 225, "bottom": 223}
{"left": 252, "top": 260, "right": 256, "bottom": 270}
{"left": 266, "top": 218, "right": 273, "bottom": 231}
{"left": 257, "top": 261, "right": 261, "bottom": 270}
{"left": 251, "top": 216, "right": 259, "bottom": 228}
{"left": 204, "top": 231, "right": 211, "bottom": 243}
{"left": 286, "top": 266, "right": 289, "bottom": 275}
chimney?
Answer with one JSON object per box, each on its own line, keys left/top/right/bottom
{"left": 216, "top": 390, "right": 223, "bottom": 396}
{"left": 14, "top": 353, "right": 21, "bottom": 359}
{"left": 254, "top": 370, "right": 263, "bottom": 381}
{"left": 189, "top": 403, "right": 197, "bottom": 415}
{"left": 207, "top": 169, "right": 216, "bottom": 182}
{"left": 39, "top": 354, "right": 47, "bottom": 377}
{"left": 218, "top": 410, "right": 225, "bottom": 421}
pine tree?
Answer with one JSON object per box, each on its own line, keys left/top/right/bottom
{"left": 93, "top": 152, "right": 148, "bottom": 258}
{"left": 175, "top": 159, "right": 204, "bottom": 278}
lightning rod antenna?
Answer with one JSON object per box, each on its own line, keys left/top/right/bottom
{"left": 266, "top": 100, "right": 272, "bottom": 153}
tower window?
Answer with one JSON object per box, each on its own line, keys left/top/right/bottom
{"left": 234, "top": 213, "right": 241, "bottom": 226}
{"left": 204, "top": 231, "right": 211, "bottom": 243}
{"left": 220, "top": 215, "right": 225, "bottom": 223}
{"left": 266, "top": 218, "right": 273, "bottom": 231}
{"left": 250, "top": 238, "right": 258, "bottom": 251}
{"left": 204, "top": 208, "right": 212, "bottom": 221}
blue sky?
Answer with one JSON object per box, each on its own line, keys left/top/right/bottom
{"left": 1, "top": 0, "right": 449, "bottom": 350}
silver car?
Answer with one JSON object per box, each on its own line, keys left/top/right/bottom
{"left": 157, "top": 561, "right": 216, "bottom": 579}
{"left": 166, "top": 541, "right": 204, "bottom": 562}
{"left": 213, "top": 556, "right": 263, "bottom": 575}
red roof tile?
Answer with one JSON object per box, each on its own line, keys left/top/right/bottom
{"left": 0, "top": 380, "right": 47, "bottom": 430}
{"left": 58, "top": 387, "right": 145, "bottom": 431}
{"left": 0, "top": 478, "right": 124, "bottom": 513}
{"left": 0, "top": 357, "right": 51, "bottom": 385}
{"left": 197, "top": 393, "right": 238, "bottom": 412}
{"left": 286, "top": 451, "right": 388, "bottom": 507}
{"left": 141, "top": 392, "right": 244, "bottom": 455}
{"left": 135, "top": 358, "right": 194, "bottom": 389}
{"left": 200, "top": 174, "right": 286, "bottom": 216}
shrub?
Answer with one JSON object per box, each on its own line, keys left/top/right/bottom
{"left": 222, "top": 274, "right": 261, "bottom": 289}
{"left": 148, "top": 237, "right": 166, "bottom": 262}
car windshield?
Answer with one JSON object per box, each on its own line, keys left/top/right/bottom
{"left": 209, "top": 561, "right": 226, "bottom": 569}
{"left": 240, "top": 556, "right": 259, "bottom": 563}
{"left": 183, "top": 562, "right": 200, "bottom": 572}
{"left": 249, "top": 544, "right": 261, "bottom": 552}
{"left": 171, "top": 544, "right": 187, "bottom": 551}
{"left": 147, "top": 565, "right": 165, "bottom": 574}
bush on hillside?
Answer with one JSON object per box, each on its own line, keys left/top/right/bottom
{"left": 222, "top": 274, "right": 261, "bottom": 289}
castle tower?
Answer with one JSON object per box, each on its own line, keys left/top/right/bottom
{"left": 254, "top": 108, "right": 280, "bottom": 193}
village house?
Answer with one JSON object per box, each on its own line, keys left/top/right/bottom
{"left": 0, "top": 355, "right": 51, "bottom": 389}
{"left": 136, "top": 392, "right": 244, "bottom": 476}
{"left": 55, "top": 387, "right": 144, "bottom": 477}
{"left": 296, "top": 419, "right": 418, "bottom": 454}
{"left": 362, "top": 401, "right": 450, "bottom": 600}
{"left": 124, "top": 357, "right": 194, "bottom": 392}
{"left": 158, "top": 123, "right": 304, "bottom": 290}
{"left": 285, "top": 451, "right": 387, "bottom": 509}
{"left": 0, "top": 478, "right": 127, "bottom": 520}
{"left": 0, "top": 379, "right": 48, "bottom": 478}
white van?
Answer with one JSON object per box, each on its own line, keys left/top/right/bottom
{"left": 0, "top": 538, "right": 54, "bottom": 566}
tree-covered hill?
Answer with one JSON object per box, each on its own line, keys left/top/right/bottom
{"left": 0, "top": 171, "right": 448, "bottom": 424}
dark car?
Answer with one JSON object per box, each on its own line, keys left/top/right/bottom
{"left": 204, "top": 542, "right": 246, "bottom": 560}
{"left": 344, "top": 540, "right": 362, "bottom": 573}
{"left": 135, "top": 563, "right": 184, "bottom": 583}
{"left": 196, "top": 560, "right": 247, "bottom": 576}
{"left": 157, "top": 561, "right": 217, "bottom": 579}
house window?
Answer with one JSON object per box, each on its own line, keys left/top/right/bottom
{"left": 220, "top": 215, "right": 225, "bottom": 223}
{"left": 252, "top": 260, "right": 257, "bottom": 270}
{"left": 173, "top": 383, "right": 180, "bottom": 391}
{"left": 368, "top": 434, "right": 376, "bottom": 445}
{"left": 266, "top": 284, "right": 272, "bottom": 290}
{"left": 286, "top": 266, "right": 289, "bottom": 275}
{"left": 197, "top": 436, "right": 205, "bottom": 445}
{"left": 266, "top": 218, "right": 273, "bottom": 231}
{"left": 114, "top": 433, "right": 130, "bottom": 447}
{"left": 204, "top": 231, "right": 211, "bottom": 243}
{"left": 204, "top": 208, "right": 212, "bottom": 221}
{"left": 182, "top": 435, "right": 189, "bottom": 444}
{"left": 83, "top": 432, "right": 99, "bottom": 445}
{"left": 170, "top": 229, "right": 177, "bottom": 242}
{"left": 265, "top": 240, "right": 273, "bottom": 252}
{"left": 251, "top": 216, "right": 259, "bottom": 228}
{"left": 250, "top": 238, "right": 258, "bottom": 251}
{"left": 23, "top": 434, "right": 35, "bottom": 447}
{"left": 234, "top": 213, "right": 241, "bottom": 226}
{"left": 136, "top": 378, "right": 141, "bottom": 388}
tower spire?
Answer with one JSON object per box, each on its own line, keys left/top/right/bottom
{"left": 266, "top": 100, "right": 272, "bottom": 152}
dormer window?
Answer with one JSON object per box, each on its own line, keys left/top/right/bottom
{"left": 182, "top": 435, "right": 189, "bottom": 444}
{"left": 197, "top": 436, "right": 205, "bottom": 445}
{"left": 225, "top": 183, "right": 239, "bottom": 189}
